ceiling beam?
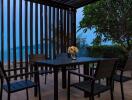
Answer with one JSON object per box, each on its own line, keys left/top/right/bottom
{"left": 75, "top": 0, "right": 100, "bottom": 9}
{"left": 25, "top": 0, "right": 75, "bottom": 10}
{"left": 25, "top": 0, "right": 99, "bottom": 9}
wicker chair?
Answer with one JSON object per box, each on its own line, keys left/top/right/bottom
{"left": 0, "top": 62, "right": 41, "bottom": 100}
{"left": 29, "top": 54, "right": 53, "bottom": 84}
{"left": 67, "top": 59, "right": 116, "bottom": 100}
{"left": 113, "top": 57, "right": 132, "bottom": 100}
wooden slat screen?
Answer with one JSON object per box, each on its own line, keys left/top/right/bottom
{"left": 1, "top": 0, "right": 4, "bottom": 65}
{"left": 13, "top": 0, "right": 17, "bottom": 78}
{"left": 7, "top": 0, "right": 11, "bottom": 76}
{"left": 26, "top": 0, "right": 98, "bottom": 9}
{"left": 0, "top": 0, "right": 76, "bottom": 78}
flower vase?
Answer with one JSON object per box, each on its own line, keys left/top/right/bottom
{"left": 71, "top": 54, "right": 76, "bottom": 60}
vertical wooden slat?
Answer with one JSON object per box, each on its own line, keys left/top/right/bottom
{"left": 19, "top": 0, "right": 23, "bottom": 77}
{"left": 0, "top": 0, "right": 1, "bottom": 59}
{"left": 53, "top": 7, "right": 56, "bottom": 58}
{"left": 1, "top": 0, "right": 4, "bottom": 66}
{"left": 49, "top": 7, "right": 51, "bottom": 58}
{"left": 40, "top": 5, "right": 43, "bottom": 54}
{"left": 35, "top": 4, "right": 38, "bottom": 54}
{"left": 63, "top": 10, "right": 66, "bottom": 52}
{"left": 60, "top": 9, "right": 63, "bottom": 52}
{"left": 30, "top": 2, "right": 33, "bottom": 55}
{"left": 7, "top": 0, "right": 11, "bottom": 75}
{"left": 45, "top": 5, "right": 48, "bottom": 57}
{"left": 73, "top": 9, "right": 76, "bottom": 46}
{"left": 65, "top": 10, "right": 67, "bottom": 50}
{"left": 25, "top": 1, "right": 28, "bottom": 67}
{"left": 70, "top": 10, "right": 73, "bottom": 45}
{"left": 56, "top": 8, "right": 59, "bottom": 54}
{"left": 67, "top": 10, "right": 70, "bottom": 47}
{"left": 69, "top": 9, "right": 72, "bottom": 45}
{"left": 13, "top": 0, "right": 17, "bottom": 78}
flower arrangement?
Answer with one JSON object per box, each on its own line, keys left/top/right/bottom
{"left": 68, "top": 46, "right": 79, "bottom": 55}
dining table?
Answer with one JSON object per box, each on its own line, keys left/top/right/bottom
{"left": 33, "top": 56, "right": 113, "bottom": 100}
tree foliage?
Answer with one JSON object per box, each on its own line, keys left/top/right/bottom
{"left": 79, "top": 0, "right": 132, "bottom": 56}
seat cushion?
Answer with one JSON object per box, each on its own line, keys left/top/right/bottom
{"left": 72, "top": 81, "right": 111, "bottom": 95}
{"left": 3, "top": 80, "right": 36, "bottom": 93}
{"left": 113, "top": 75, "right": 132, "bottom": 82}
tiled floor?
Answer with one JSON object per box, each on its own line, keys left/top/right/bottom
{"left": 1, "top": 71, "right": 132, "bottom": 100}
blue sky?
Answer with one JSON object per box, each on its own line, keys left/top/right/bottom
{"left": 76, "top": 7, "right": 96, "bottom": 46}
{"left": 76, "top": 7, "right": 112, "bottom": 46}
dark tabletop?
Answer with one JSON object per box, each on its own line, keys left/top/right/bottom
{"left": 35, "top": 57, "right": 114, "bottom": 67}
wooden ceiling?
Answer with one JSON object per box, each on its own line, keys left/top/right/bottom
{"left": 25, "top": 0, "right": 98, "bottom": 9}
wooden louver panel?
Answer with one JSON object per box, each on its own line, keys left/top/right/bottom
{"left": 0, "top": 0, "right": 76, "bottom": 79}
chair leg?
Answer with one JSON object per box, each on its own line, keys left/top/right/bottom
{"left": 78, "top": 66, "right": 80, "bottom": 82}
{"left": 0, "top": 79, "right": 3, "bottom": 100}
{"left": 38, "top": 75, "right": 41, "bottom": 100}
{"left": 38, "top": 83, "right": 41, "bottom": 100}
{"left": 8, "top": 93, "right": 10, "bottom": 100}
{"left": 97, "top": 93, "right": 100, "bottom": 97}
{"left": 91, "top": 96, "right": 94, "bottom": 100}
{"left": 67, "top": 72, "right": 70, "bottom": 100}
{"left": 112, "top": 81, "right": 114, "bottom": 92}
{"left": 110, "top": 88, "right": 114, "bottom": 100}
{"left": 45, "top": 74, "right": 47, "bottom": 84}
{"left": 90, "top": 96, "right": 94, "bottom": 100}
{"left": 120, "top": 82, "right": 124, "bottom": 100}
{"left": 26, "top": 89, "right": 29, "bottom": 100}
{"left": 34, "top": 74, "right": 38, "bottom": 97}
{"left": 97, "top": 79, "right": 101, "bottom": 97}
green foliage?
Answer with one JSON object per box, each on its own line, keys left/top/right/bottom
{"left": 91, "top": 35, "right": 102, "bottom": 46}
{"left": 80, "top": 0, "right": 132, "bottom": 56}
{"left": 88, "top": 45, "right": 126, "bottom": 59}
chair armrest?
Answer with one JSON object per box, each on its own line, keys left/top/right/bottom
{"left": 5, "top": 67, "right": 27, "bottom": 72}
{"left": 16, "top": 61, "right": 27, "bottom": 64}
{"left": 7, "top": 71, "right": 39, "bottom": 79}
{"left": 68, "top": 71, "right": 95, "bottom": 80}
{"left": 116, "top": 66, "right": 124, "bottom": 71}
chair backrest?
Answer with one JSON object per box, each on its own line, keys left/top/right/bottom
{"left": 56, "top": 53, "right": 69, "bottom": 59}
{"left": 103, "top": 52, "right": 117, "bottom": 58}
{"left": 29, "top": 54, "right": 53, "bottom": 73}
{"left": 29, "top": 54, "right": 46, "bottom": 63}
{"left": 95, "top": 59, "right": 116, "bottom": 79}
{"left": 0, "top": 62, "right": 10, "bottom": 84}
{"left": 0, "top": 62, "right": 6, "bottom": 79}
{"left": 124, "top": 57, "right": 132, "bottom": 71}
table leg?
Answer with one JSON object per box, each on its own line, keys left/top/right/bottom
{"left": 83, "top": 63, "right": 89, "bottom": 97}
{"left": 34, "top": 64, "right": 38, "bottom": 97}
{"left": 62, "top": 67, "right": 66, "bottom": 89}
{"left": 54, "top": 68, "right": 59, "bottom": 100}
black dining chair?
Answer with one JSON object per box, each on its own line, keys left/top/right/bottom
{"left": 0, "top": 61, "right": 41, "bottom": 100}
{"left": 67, "top": 59, "right": 116, "bottom": 100}
{"left": 29, "top": 54, "right": 53, "bottom": 84}
{"left": 113, "top": 57, "right": 132, "bottom": 100}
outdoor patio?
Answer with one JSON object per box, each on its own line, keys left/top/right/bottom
{"left": 0, "top": 0, "right": 132, "bottom": 100}
{"left": 1, "top": 70, "right": 132, "bottom": 100}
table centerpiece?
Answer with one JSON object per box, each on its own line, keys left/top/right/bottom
{"left": 68, "top": 46, "right": 79, "bottom": 60}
